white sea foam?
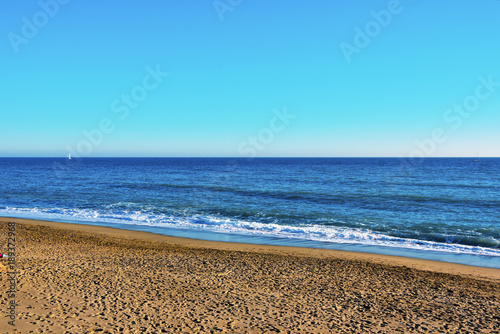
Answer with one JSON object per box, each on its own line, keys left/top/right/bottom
{"left": 2, "top": 206, "right": 500, "bottom": 257}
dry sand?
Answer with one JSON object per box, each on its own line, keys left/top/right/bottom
{"left": 1, "top": 217, "right": 499, "bottom": 333}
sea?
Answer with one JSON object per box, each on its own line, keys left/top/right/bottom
{"left": 1, "top": 157, "right": 499, "bottom": 268}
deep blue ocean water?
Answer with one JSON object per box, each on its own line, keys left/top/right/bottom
{"left": 1, "top": 158, "right": 499, "bottom": 268}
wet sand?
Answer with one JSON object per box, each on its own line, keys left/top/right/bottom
{"left": 1, "top": 217, "right": 499, "bottom": 333}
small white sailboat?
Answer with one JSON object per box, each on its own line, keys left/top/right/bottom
{"left": 68, "top": 154, "right": 72, "bottom": 160}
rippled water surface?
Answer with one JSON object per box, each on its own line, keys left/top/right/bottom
{"left": 1, "top": 158, "right": 499, "bottom": 267}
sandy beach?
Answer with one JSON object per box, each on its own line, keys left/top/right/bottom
{"left": 1, "top": 217, "right": 499, "bottom": 333}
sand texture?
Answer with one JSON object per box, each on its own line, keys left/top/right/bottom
{"left": 1, "top": 218, "right": 500, "bottom": 333}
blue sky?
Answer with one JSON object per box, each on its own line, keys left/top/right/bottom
{"left": 1, "top": 0, "right": 499, "bottom": 157}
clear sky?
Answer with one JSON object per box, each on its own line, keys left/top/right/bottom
{"left": 1, "top": 0, "right": 499, "bottom": 157}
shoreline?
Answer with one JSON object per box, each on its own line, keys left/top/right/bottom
{"left": 2, "top": 216, "right": 500, "bottom": 281}
{"left": 2, "top": 211, "right": 499, "bottom": 268}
